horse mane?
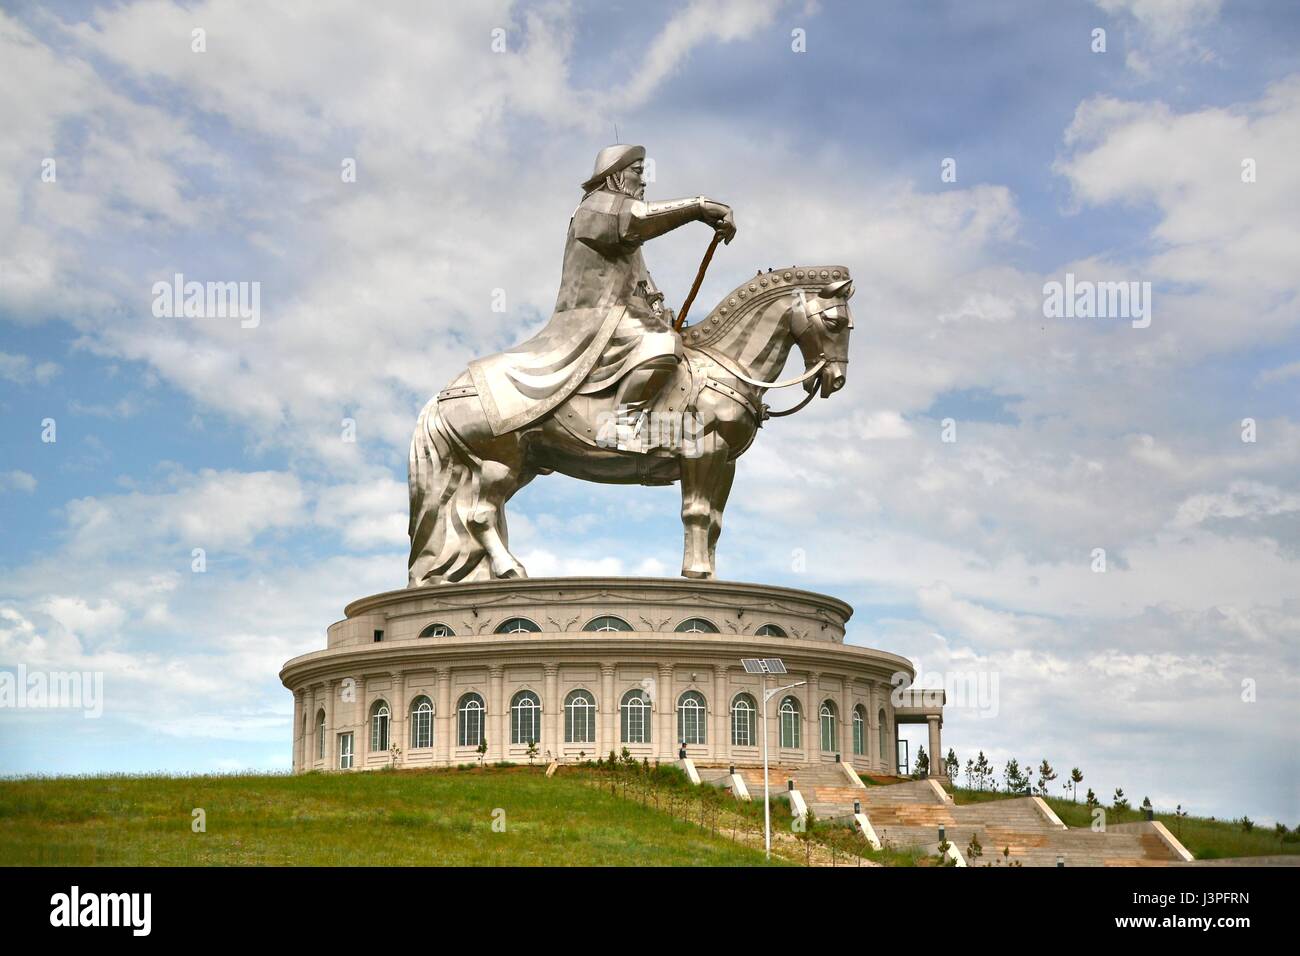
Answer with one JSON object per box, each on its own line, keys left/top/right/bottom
{"left": 682, "top": 264, "right": 851, "bottom": 348}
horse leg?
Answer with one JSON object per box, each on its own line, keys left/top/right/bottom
{"left": 466, "top": 451, "right": 527, "bottom": 579}
{"left": 706, "top": 458, "right": 736, "bottom": 572}
{"left": 680, "top": 438, "right": 730, "bottom": 579}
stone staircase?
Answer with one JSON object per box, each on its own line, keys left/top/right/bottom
{"left": 697, "top": 765, "right": 1191, "bottom": 867}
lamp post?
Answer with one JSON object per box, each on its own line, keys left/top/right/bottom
{"left": 758, "top": 672, "right": 806, "bottom": 860}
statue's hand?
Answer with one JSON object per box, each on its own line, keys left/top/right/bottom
{"left": 703, "top": 200, "right": 737, "bottom": 244}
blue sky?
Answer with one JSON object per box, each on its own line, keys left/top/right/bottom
{"left": 1, "top": 0, "right": 1297, "bottom": 823}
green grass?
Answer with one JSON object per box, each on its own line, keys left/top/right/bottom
{"left": 948, "top": 786, "right": 1299, "bottom": 861}
{"left": 0, "top": 765, "right": 784, "bottom": 866}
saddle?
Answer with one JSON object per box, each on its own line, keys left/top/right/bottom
{"left": 437, "top": 348, "right": 763, "bottom": 458}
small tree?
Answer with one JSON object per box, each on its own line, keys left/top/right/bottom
{"left": 1003, "top": 758, "right": 1028, "bottom": 794}
{"left": 944, "top": 748, "right": 959, "bottom": 782}
{"left": 964, "top": 757, "right": 976, "bottom": 790}
{"left": 975, "top": 751, "right": 992, "bottom": 791}
{"left": 476, "top": 738, "right": 488, "bottom": 767}
{"left": 966, "top": 831, "right": 983, "bottom": 863}
{"left": 526, "top": 739, "right": 538, "bottom": 765}
{"left": 1036, "top": 759, "right": 1057, "bottom": 797}
{"left": 1240, "top": 816, "right": 1254, "bottom": 833}
{"left": 1069, "top": 767, "right": 1083, "bottom": 802}
{"left": 1112, "top": 788, "right": 1129, "bottom": 812}
{"left": 936, "top": 835, "right": 954, "bottom": 866}
{"left": 913, "top": 745, "right": 929, "bottom": 778}
{"left": 1085, "top": 788, "right": 1098, "bottom": 808}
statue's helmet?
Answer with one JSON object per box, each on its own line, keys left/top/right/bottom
{"left": 582, "top": 144, "right": 645, "bottom": 191}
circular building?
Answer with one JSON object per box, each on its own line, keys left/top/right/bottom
{"left": 280, "top": 577, "right": 935, "bottom": 776}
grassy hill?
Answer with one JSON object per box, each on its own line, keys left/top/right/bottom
{"left": 0, "top": 764, "right": 783, "bottom": 866}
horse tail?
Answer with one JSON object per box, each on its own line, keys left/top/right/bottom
{"left": 407, "top": 397, "right": 487, "bottom": 586}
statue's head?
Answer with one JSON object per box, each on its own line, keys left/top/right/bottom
{"left": 582, "top": 144, "right": 646, "bottom": 198}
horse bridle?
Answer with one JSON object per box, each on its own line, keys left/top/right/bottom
{"left": 701, "top": 288, "right": 844, "bottom": 419}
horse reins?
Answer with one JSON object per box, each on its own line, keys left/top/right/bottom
{"left": 675, "top": 233, "right": 831, "bottom": 419}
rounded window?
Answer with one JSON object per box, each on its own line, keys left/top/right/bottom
{"left": 674, "top": 618, "right": 718, "bottom": 634}
{"left": 410, "top": 696, "right": 434, "bottom": 750}
{"left": 755, "top": 623, "right": 787, "bottom": 637}
{"left": 420, "top": 622, "right": 455, "bottom": 638}
{"left": 510, "top": 690, "right": 542, "bottom": 746}
{"left": 458, "top": 693, "right": 485, "bottom": 747}
{"left": 584, "top": 615, "right": 632, "bottom": 632}
{"left": 494, "top": 617, "right": 540, "bottom": 634}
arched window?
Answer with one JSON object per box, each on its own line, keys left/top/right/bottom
{"left": 369, "top": 697, "right": 387, "bottom": 749}
{"left": 755, "top": 623, "right": 787, "bottom": 637}
{"left": 878, "top": 708, "right": 888, "bottom": 765}
{"left": 853, "top": 705, "right": 866, "bottom": 756}
{"left": 511, "top": 690, "right": 542, "bottom": 745}
{"left": 315, "top": 708, "right": 325, "bottom": 760}
{"left": 495, "top": 617, "right": 540, "bottom": 634}
{"left": 564, "top": 689, "right": 596, "bottom": 743}
{"left": 583, "top": 615, "right": 632, "bottom": 632}
{"left": 779, "top": 696, "right": 802, "bottom": 749}
{"left": 820, "top": 701, "right": 838, "bottom": 753}
{"left": 410, "top": 695, "right": 433, "bottom": 749}
{"left": 731, "top": 693, "right": 757, "bottom": 747}
{"left": 370, "top": 699, "right": 390, "bottom": 752}
{"left": 419, "top": 622, "right": 454, "bottom": 638}
{"left": 674, "top": 617, "right": 719, "bottom": 633}
{"left": 620, "top": 689, "right": 652, "bottom": 744}
{"left": 458, "top": 693, "right": 485, "bottom": 748}
{"left": 677, "top": 691, "right": 707, "bottom": 746}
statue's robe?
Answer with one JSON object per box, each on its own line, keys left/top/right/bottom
{"left": 470, "top": 188, "right": 678, "bottom": 435}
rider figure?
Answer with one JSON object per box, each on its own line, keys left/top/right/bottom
{"left": 564, "top": 144, "right": 737, "bottom": 445}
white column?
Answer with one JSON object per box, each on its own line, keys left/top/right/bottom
{"left": 324, "top": 679, "right": 337, "bottom": 770}
{"left": 292, "top": 689, "right": 304, "bottom": 773}
{"left": 489, "top": 665, "right": 505, "bottom": 761}
{"left": 391, "top": 672, "right": 405, "bottom": 764}
{"left": 544, "top": 663, "right": 559, "bottom": 761}
{"left": 600, "top": 663, "right": 616, "bottom": 757}
{"left": 713, "top": 667, "right": 729, "bottom": 764}
{"left": 805, "top": 672, "right": 820, "bottom": 760}
{"left": 658, "top": 663, "right": 675, "bottom": 760}
{"left": 436, "top": 669, "right": 452, "bottom": 765}
{"left": 867, "top": 684, "right": 882, "bottom": 772}
{"left": 927, "top": 715, "right": 942, "bottom": 779}
{"left": 837, "top": 680, "right": 851, "bottom": 762}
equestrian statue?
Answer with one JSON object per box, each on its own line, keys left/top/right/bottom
{"left": 408, "top": 143, "right": 854, "bottom": 586}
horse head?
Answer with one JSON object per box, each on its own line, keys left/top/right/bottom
{"left": 792, "top": 276, "right": 855, "bottom": 397}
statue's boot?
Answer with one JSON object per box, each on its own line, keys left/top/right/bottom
{"left": 615, "top": 356, "right": 676, "bottom": 451}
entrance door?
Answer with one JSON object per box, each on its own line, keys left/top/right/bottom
{"left": 339, "top": 732, "right": 354, "bottom": 770}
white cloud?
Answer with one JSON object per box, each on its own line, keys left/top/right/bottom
{"left": 1056, "top": 78, "right": 1300, "bottom": 353}
{"left": 0, "top": 470, "right": 37, "bottom": 493}
{"left": 0, "top": 351, "right": 59, "bottom": 385}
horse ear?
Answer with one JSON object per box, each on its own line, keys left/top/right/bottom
{"left": 821, "top": 278, "right": 854, "bottom": 300}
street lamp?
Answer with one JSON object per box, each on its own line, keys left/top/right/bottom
{"left": 741, "top": 657, "right": 805, "bottom": 860}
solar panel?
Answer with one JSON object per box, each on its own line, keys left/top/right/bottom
{"left": 740, "top": 658, "right": 788, "bottom": 674}
{"left": 741, "top": 658, "right": 765, "bottom": 674}
{"left": 763, "top": 658, "right": 788, "bottom": 674}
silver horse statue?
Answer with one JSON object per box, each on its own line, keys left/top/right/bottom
{"left": 408, "top": 266, "right": 854, "bottom": 585}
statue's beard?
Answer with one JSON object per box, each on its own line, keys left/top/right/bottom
{"left": 608, "top": 173, "right": 644, "bottom": 199}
